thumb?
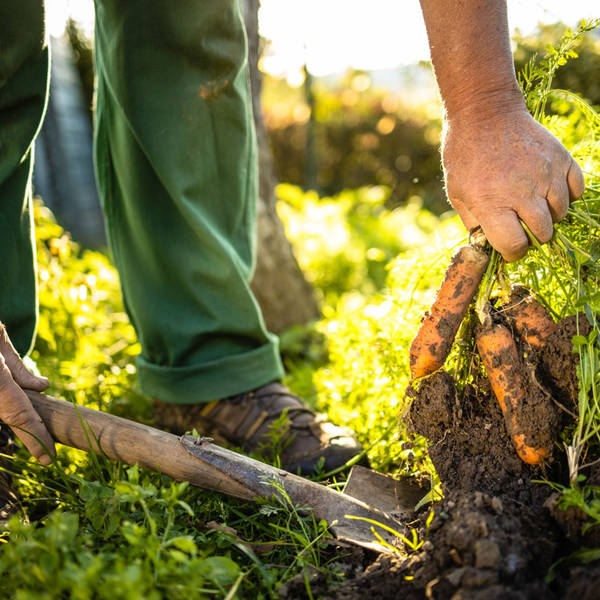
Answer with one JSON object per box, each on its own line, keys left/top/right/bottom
{"left": 0, "top": 355, "right": 56, "bottom": 465}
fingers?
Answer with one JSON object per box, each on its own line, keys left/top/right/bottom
{"left": 0, "top": 323, "right": 49, "bottom": 392}
{"left": 453, "top": 193, "right": 546, "bottom": 262}
{"left": 0, "top": 355, "right": 56, "bottom": 465}
{"left": 546, "top": 179, "right": 569, "bottom": 223}
{"left": 516, "top": 196, "right": 554, "bottom": 244}
{"left": 478, "top": 210, "right": 529, "bottom": 262}
{"left": 567, "top": 159, "right": 585, "bottom": 201}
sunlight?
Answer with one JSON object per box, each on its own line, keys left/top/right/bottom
{"left": 45, "top": 0, "right": 598, "bottom": 76}
{"left": 260, "top": 0, "right": 599, "bottom": 76}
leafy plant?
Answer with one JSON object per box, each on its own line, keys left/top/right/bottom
{"left": 518, "top": 19, "right": 600, "bottom": 120}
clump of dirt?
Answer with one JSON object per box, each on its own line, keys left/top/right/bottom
{"left": 538, "top": 315, "right": 591, "bottom": 412}
{"left": 563, "top": 566, "right": 600, "bottom": 600}
{"left": 319, "top": 314, "right": 597, "bottom": 600}
{"left": 330, "top": 490, "right": 558, "bottom": 600}
{"left": 407, "top": 370, "right": 534, "bottom": 500}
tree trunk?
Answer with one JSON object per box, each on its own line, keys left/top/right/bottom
{"left": 243, "top": 0, "right": 320, "bottom": 333}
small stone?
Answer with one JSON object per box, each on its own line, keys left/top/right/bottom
{"left": 464, "top": 511, "right": 488, "bottom": 538}
{"left": 422, "top": 540, "right": 434, "bottom": 552}
{"left": 474, "top": 539, "right": 501, "bottom": 569}
{"left": 446, "top": 567, "right": 466, "bottom": 587}
{"left": 504, "top": 552, "right": 524, "bottom": 575}
{"left": 450, "top": 548, "right": 463, "bottom": 565}
{"left": 490, "top": 497, "right": 503, "bottom": 513}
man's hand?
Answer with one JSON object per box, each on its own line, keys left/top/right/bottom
{"left": 0, "top": 323, "right": 55, "bottom": 465}
{"left": 419, "top": 0, "right": 585, "bottom": 261}
{"left": 443, "top": 107, "right": 585, "bottom": 261}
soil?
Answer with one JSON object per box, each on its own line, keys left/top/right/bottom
{"left": 281, "top": 314, "right": 599, "bottom": 599}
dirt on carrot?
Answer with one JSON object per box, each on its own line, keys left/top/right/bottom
{"left": 475, "top": 321, "right": 557, "bottom": 464}
{"left": 503, "top": 285, "right": 558, "bottom": 349}
{"left": 409, "top": 244, "right": 489, "bottom": 381}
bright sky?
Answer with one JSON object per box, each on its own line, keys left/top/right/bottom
{"left": 47, "top": 0, "right": 599, "bottom": 77}
{"left": 260, "top": 0, "right": 599, "bottom": 76}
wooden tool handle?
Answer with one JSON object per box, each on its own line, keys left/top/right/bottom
{"left": 26, "top": 391, "right": 255, "bottom": 499}
{"left": 26, "top": 391, "right": 405, "bottom": 552}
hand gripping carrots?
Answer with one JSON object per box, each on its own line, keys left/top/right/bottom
{"left": 409, "top": 242, "right": 489, "bottom": 381}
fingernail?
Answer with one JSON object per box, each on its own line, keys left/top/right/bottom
{"left": 38, "top": 454, "right": 52, "bottom": 466}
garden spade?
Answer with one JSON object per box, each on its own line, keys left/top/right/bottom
{"left": 26, "top": 391, "right": 424, "bottom": 554}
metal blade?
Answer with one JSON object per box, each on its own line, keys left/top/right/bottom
{"left": 180, "top": 435, "right": 413, "bottom": 553}
{"left": 344, "top": 465, "right": 425, "bottom": 520}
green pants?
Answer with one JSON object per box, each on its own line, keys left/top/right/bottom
{"left": 0, "top": 0, "right": 284, "bottom": 403}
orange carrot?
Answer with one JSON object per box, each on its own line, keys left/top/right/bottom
{"left": 475, "top": 323, "right": 550, "bottom": 465}
{"left": 409, "top": 244, "right": 489, "bottom": 380}
{"left": 503, "top": 286, "right": 557, "bottom": 348}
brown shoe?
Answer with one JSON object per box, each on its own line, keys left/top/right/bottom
{"left": 153, "top": 382, "right": 365, "bottom": 475}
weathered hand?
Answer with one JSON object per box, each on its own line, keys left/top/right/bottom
{"left": 443, "top": 108, "right": 585, "bottom": 261}
{"left": 0, "top": 323, "right": 55, "bottom": 465}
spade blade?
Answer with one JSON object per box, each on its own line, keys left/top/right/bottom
{"left": 344, "top": 465, "right": 426, "bottom": 520}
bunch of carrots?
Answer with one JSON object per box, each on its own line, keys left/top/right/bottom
{"left": 409, "top": 231, "right": 558, "bottom": 466}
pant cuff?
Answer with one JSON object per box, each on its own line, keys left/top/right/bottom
{"left": 136, "top": 341, "right": 285, "bottom": 404}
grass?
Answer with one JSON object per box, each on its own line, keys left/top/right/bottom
{"left": 0, "top": 21, "right": 598, "bottom": 598}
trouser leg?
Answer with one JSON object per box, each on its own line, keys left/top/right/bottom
{"left": 0, "top": 1, "right": 48, "bottom": 355}
{"left": 93, "top": 0, "right": 284, "bottom": 404}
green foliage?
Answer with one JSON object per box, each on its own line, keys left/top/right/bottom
{"left": 514, "top": 21, "right": 600, "bottom": 109}
{"left": 276, "top": 184, "right": 441, "bottom": 302}
{"left": 31, "top": 204, "right": 147, "bottom": 422}
{"left": 518, "top": 19, "right": 600, "bottom": 120}
{"left": 5, "top": 181, "right": 453, "bottom": 597}
{"left": 264, "top": 70, "right": 447, "bottom": 213}
{"left": 0, "top": 470, "right": 242, "bottom": 599}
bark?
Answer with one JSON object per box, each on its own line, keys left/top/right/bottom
{"left": 243, "top": 0, "right": 320, "bottom": 333}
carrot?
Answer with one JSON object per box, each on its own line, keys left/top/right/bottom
{"left": 409, "top": 244, "right": 489, "bottom": 380}
{"left": 475, "top": 323, "right": 551, "bottom": 465}
{"left": 503, "top": 286, "right": 557, "bottom": 348}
